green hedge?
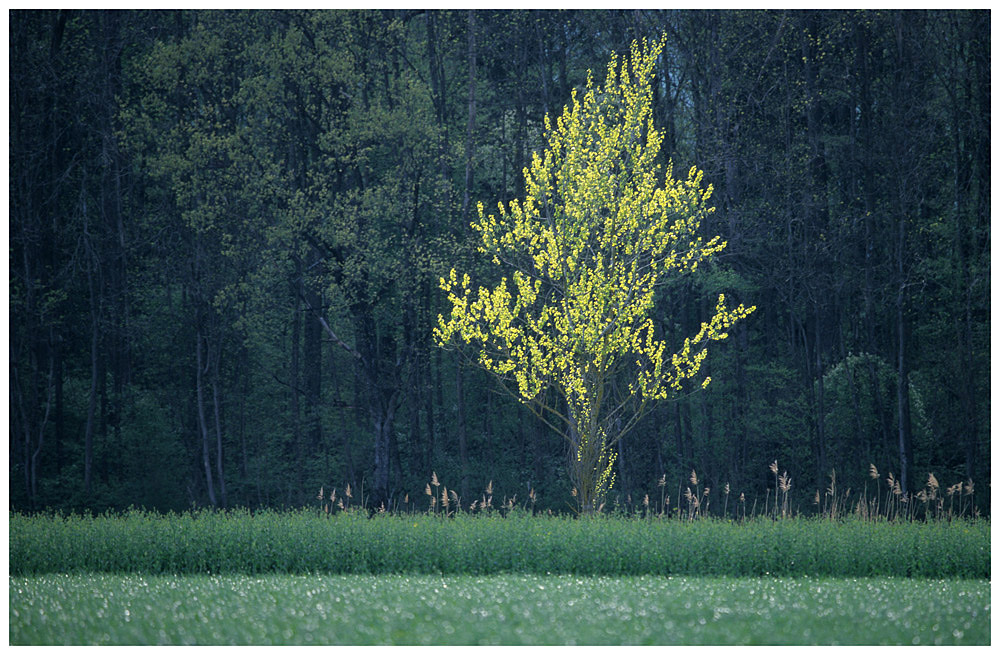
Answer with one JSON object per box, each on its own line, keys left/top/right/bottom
{"left": 9, "top": 510, "right": 990, "bottom": 578}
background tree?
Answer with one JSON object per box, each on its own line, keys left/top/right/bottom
{"left": 9, "top": 10, "right": 989, "bottom": 516}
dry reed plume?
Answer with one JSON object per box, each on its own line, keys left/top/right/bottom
{"left": 309, "top": 462, "right": 981, "bottom": 523}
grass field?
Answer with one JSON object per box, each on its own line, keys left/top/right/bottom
{"left": 9, "top": 573, "right": 990, "bottom": 645}
{"left": 9, "top": 510, "right": 990, "bottom": 578}
{"left": 9, "top": 510, "right": 990, "bottom": 645}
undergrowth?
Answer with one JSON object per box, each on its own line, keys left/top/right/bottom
{"left": 10, "top": 509, "right": 989, "bottom": 579}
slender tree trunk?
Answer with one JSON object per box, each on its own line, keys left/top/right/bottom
{"left": 211, "top": 346, "right": 227, "bottom": 508}
{"left": 451, "top": 9, "right": 477, "bottom": 503}
{"left": 814, "top": 305, "right": 827, "bottom": 487}
{"left": 431, "top": 346, "right": 443, "bottom": 469}
{"left": 461, "top": 9, "right": 477, "bottom": 220}
{"left": 53, "top": 340, "right": 63, "bottom": 476}
{"left": 85, "top": 264, "right": 99, "bottom": 496}
{"left": 421, "top": 309, "right": 436, "bottom": 474}
{"left": 290, "top": 280, "right": 303, "bottom": 497}
{"left": 196, "top": 331, "right": 218, "bottom": 507}
{"left": 11, "top": 355, "right": 29, "bottom": 503}
{"left": 532, "top": 409, "right": 544, "bottom": 488}
{"left": 408, "top": 359, "right": 424, "bottom": 475}
{"left": 733, "top": 322, "right": 749, "bottom": 487}
{"left": 456, "top": 361, "right": 470, "bottom": 501}
{"left": 238, "top": 344, "right": 257, "bottom": 505}
{"left": 536, "top": 16, "right": 550, "bottom": 117}
{"left": 371, "top": 394, "right": 396, "bottom": 510}
{"left": 304, "top": 281, "right": 323, "bottom": 451}
{"left": 27, "top": 355, "right": 54, "bottom": 505}
{"left": 616, "top": 428, "right": 630, "bottom": 505}
{"left": 947, "top": 26, "right": 980, "bottom": 482}
{"left": 895, "top": 229, "right": 912, "bottom": 495}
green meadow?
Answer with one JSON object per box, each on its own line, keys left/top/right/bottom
{"left": 10, "top": 573, "right": 989, "bottom": 645}
{"left": 9, "top": 510, "right": 990, "bottom": 645}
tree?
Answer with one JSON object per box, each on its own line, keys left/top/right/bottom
{"left": 435, "top": 37, "right": 755, "bottom": 512}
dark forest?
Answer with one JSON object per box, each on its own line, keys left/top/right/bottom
{"left": 9, "top": 9, "right": 989, "bottom": 515}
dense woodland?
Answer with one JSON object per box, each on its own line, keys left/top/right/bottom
{"left": 10, "top": 10, "right": 989, "bottom": 515}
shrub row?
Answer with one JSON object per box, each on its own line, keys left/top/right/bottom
{"left": 9, "top": 509, "right": 989, "bottom": 578}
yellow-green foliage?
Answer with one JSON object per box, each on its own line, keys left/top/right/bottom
{"left": 435, "top": 37, "right": 755, "bottom": 510}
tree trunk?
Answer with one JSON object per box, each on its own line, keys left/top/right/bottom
{"left": 196, "top": 331, "right": 218, "bottom": 507}
{"left": 814, "top": 305, "right": 827, "bottom": 488}
{"left": 453, "top": 9, "right": 476, "bottom": 503}
{"left": 895, "top": 261, "right": 912, "bottom": 495}
{"left": 461, "top": 9, "right": 477, "bottom": 220}
{"left": 211, "top": 345, "right": 227, "bottom": 508}
{"left": 456, "top": 360, "right": 470, "bottom": 501}
{"left": 371, "top": 397, "right": 396, "bottom": 511}
{"left": 85, "top": 262, "right": 99, "bottom": 496}
{"left": 304, "top": 281, "right": 323, "bottom": 451}
{"left": 289, "top": 276, "right": 303, "bottom": 498}
{"left": 26, "top": 355, "right": 55, "bottom": 506}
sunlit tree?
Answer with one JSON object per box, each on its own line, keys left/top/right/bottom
{"left": 435, "top": 36, "right": 755, "bottom": 512}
